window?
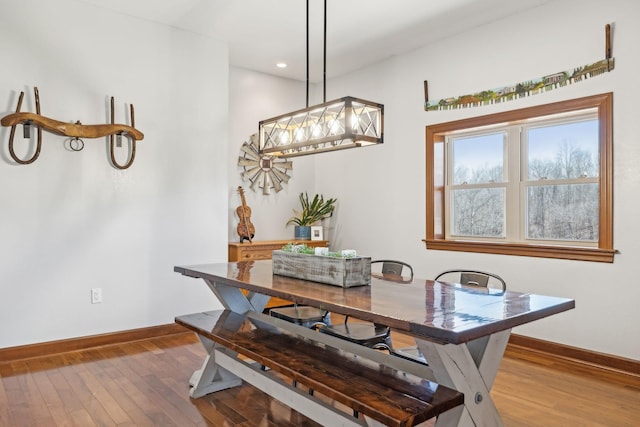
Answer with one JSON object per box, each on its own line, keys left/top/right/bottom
{"left": 425, "top": 93, "right": 614, "bottom": 262}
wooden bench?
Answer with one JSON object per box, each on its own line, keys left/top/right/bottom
{"left": 176, "top": 310, "right": 464, "bottom": 427}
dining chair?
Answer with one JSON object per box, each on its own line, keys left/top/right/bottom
{"left": 370, "top": 259, "right": 414, "bottom": 282}
{"left": 318, "top": 260, "right": 414, "bottom": 350}
{"left": 389, "top": 268, "right": 507, "bottom": 365}
{"left": 434, "top": 269, "right": 507, "bottom": 292}
{"left": 269, "top": 304, "right": 331, "bottom": 329}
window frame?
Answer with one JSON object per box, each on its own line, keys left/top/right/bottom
{"left": 424, "top": 93, "right": 614, "bottom": 262}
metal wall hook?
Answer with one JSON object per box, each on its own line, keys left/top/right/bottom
{"left": 23, "top": 120, "right": 32, "bottom": 138}
{"left": 109, "top": 133, "right": 136, "bottom": 170}
{"left": 108, "top": 101, "right": 137, "bottom": 169}
{"left": 7, "top": 89, "right": 43, "bottom": 165}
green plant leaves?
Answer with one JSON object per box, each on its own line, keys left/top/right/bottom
{"left": 286, "top": 192, "right": 337, "bottom": 226}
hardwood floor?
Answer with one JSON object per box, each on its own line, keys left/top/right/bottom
{"left": 1, "top": 330, "right": 638, "bottom": 426}
{"left": 494, "top": 349, "right": 639, "bottom": 426}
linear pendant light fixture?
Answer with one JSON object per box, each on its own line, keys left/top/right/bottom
{"left": 258, "top": 0, "right": 383, "bottom": 158}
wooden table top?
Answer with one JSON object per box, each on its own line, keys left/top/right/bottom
{"left": 175, "top": 260, "right": 575, "bottom": 344}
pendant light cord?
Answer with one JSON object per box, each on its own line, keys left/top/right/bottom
{"left": 306, "top": 0, "right": 327, "bottom": 106}
{"left": 306, "top": 0, "right": 309, "bottom": 108}
{"left": 323, "top": 0, "right": 327, "bottom": 103}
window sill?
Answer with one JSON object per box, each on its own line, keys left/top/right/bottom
{"left": 422, "top": 239, "right": 615, "bottom": 263}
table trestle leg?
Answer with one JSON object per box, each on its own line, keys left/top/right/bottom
{"left": 416, "top": 329, "right": 511, "bottom": 427}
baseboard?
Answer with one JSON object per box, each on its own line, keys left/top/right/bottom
{"left": 507, "top": 333, "right": 640, "bottom": 384}
{"left": 0, "top": 323, "right": 190, "bottom": 363}
{"left": 2, "top": 325, "right": 638, "bottom": 385}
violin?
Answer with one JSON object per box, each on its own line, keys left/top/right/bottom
{"left": 236, "top": 186, "right": 255, "bottom": 243}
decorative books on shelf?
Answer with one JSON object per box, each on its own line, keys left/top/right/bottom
{"left": 272, "top": 249, "right": 371, "bottom": 288}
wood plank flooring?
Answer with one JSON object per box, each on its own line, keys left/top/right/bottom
{"left": 1, "top": 330, "right": 638, "bottom": 426}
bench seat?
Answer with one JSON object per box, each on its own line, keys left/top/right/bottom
{"left": 176, "top": 309, "right": 463, "bottom": 427}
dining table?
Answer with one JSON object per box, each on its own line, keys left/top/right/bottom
{"left": 174, "top": 260, "right": 575, "bottom": 427}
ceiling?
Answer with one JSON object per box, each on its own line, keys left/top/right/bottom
{"left": 78, "top": 0, "right": 553, "bottom": 82}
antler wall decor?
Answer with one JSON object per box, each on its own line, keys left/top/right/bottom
{"left": 1, "top": 87, "right": 144, "bottom": 169}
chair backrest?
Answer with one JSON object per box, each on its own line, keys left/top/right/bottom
{"left": 371, "top": 260, "right": 414, "bottom": 281}
{"left": 434, "top": 269, "right": 506, "bottom": 292}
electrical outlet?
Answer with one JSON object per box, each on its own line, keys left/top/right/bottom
{"left": 91, "top": 288, "right": 103, "bottom": 304}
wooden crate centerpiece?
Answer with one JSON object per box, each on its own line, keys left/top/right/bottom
{"left": 272, "top": 249, "right": 371, "bottom": 287}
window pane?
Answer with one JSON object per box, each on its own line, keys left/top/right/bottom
{"left": 527, "top": 120, "right": 599, "bottom": 180}
{"left": 452, "top": 133, "right": 504, "bottom": 184}
{"left": 526, "top": 183, "right": 599, "bottom": 241}
{"left": 451, "top": 188, "right": 505, "bottom": 237}
{"left": 427, "top": 93, "right": 613, "bottom": 262}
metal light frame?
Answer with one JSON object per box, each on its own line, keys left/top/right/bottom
{"left": 259, "top": 96, "right": 383, "bottom": 158}
{"left": 257, "top": 0, "right": 384, "bottom": 158}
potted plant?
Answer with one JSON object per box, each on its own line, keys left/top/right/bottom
{"left": 286, "top": 192, "right": 337, "bottom": 240}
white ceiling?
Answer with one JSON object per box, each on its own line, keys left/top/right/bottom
{"left": 78, "top": 0, "right": 553, "bottom": 82}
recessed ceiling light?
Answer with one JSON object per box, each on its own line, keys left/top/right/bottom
{"left": 276, "top": 62, "right": 287, "bottom": 68}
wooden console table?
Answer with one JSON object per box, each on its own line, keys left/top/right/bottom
{"left": 228, "top": 239, "right": 329, "bottom": 262}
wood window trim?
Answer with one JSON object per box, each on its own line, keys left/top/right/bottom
{"left": 424, "top": 93, "right": 614, "bottom": 263}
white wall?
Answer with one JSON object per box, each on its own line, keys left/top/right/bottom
{"left": 0, "top": 0, "right": 227, "bottom": 348}
{"left": 311, "top": 0, "right": 640, "bottom": 360}
{"left": 227, "top": 67, "right": 321, "bottom": 242}
{"left": 229, "top": 0, "right": 640, "bottom": 361}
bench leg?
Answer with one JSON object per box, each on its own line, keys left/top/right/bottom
{"left": 189, "top": 350, "right": 243, "bottom": 398}
{"left": 433, "top": 405, "right": 465, "bottom": 427}
{"left": 417, "top": 329, "right": 510, "bottom": 427}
